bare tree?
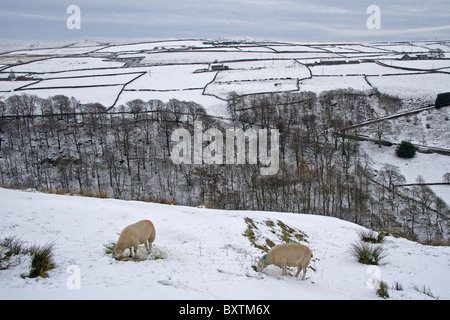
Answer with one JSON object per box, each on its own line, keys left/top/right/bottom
{"left": 372, "top": 121, "right": 392, "bottom": 148}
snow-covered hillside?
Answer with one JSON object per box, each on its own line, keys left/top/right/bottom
{"left": 0, "top": 188, "right": 448, "bottom": 300}
{"left": 361, "top": 142, "right": 450, "bottom": 205}
{"left": 1, "top": 39, "right": 449, "bottom": 112}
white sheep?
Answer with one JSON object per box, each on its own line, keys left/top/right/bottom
{"left": 256, "top": 243, "right": 313, "bottom": 280}
{"left": 113, "top": 220, "right": 156, "bottom": 259}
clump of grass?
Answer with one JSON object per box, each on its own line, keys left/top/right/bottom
{"left": 1, "top": 236, "right": 25, "bottom": 259}
{"left": 265, "top": 220, "right": 275, "bottom": 228}
{"left": 116, "top": 256, "right": 147, "bottom": 262}
{"left": 243, "top": 217, "right": 309, "bottom": 253}
{"left": 351, "top": 242, "right": 387, "bottom": 265}
{"left": 104, "top": 242, "right": 133, "bottom": 261}
{"left": 412, "top": 284, "right": 439, "bottom": 299}
{"left": 28, "top": 242, "right": 55, "bottom": 278}
{"left": 375, "top": 281, "right": 390, "bottom": 299}
{"left": 54, "top": 188, "right": 66, "bottom": 195}
{"left": 79, "top": 189, "right": 108, "bottom": 199}
{"left": 104, "top": 242, "right": 115, "bottom": 255}
{"left": 243, "top": 217, "right": 267, "bottom": 251}
{"left": 424, "top": 238, "right": 449, "bottom": 246}
{"left": 393, "top": 281, "right": 404, "bottom": 291}
{"left": 357, "top": 230, "right": 386, "bottom": 244}
{"left": 104, "top": 241, "right": 164, "bottom": 261}
{"left": 0, "top": 236, "right": 25, "bottom": 269}
{"left": 265, "top": 238, "right": 275, "bottom": 248}
{"left": 276, "top": 220, "right": 307, "bottom": 243}
{"left": 196, "top": 202, "right": 217, "bottom": 209}
{"left": 0, "top": 236, "right": 55, "bottom": 278}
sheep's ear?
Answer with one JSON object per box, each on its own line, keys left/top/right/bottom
{"left": 262, "top": 255, "right": 267, "bottom": 261}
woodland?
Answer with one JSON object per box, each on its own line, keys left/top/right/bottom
{"left": 0, "top": 89, "right": 447, "bottom": 243}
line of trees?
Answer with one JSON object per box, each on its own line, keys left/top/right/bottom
{"left": 0, "top": 90, "right": 447, "bottom": 243}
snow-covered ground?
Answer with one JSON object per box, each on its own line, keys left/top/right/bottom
{"left": 4, "top": 57, "right": 124, "bottom": 73}
{"left": 0, "top": 39, "right": 449, "bottom": 300}
{"left": 0, "top": 188, "right": 448, "bottom": 300}
{"left": 367, "top": 73, "right": 450, "bottom": 100}
{"left": 1, "top": 39, "right": 449, "bottom": 111}
{"left": 299, "top": 75, "right": 370, "bottom": 93}
{"left": 361, "top": 142, "right": 450, "bottom": 205}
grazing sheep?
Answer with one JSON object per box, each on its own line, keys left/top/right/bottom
{"left": 256, "top": 243, "right": 312, "bottom": 280}
{"left": 113, "top": 220, "right": 156, "bottom": 259}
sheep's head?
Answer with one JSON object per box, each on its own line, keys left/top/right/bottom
{"left": 112, "top": 247, "right": 124, "bottom": 259}
{"left": 255, "top": 255, "right": 268, "bottom": 272}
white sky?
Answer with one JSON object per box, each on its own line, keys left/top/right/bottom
{"left": 1, "top": 0, "right": 449, "bottom": 43}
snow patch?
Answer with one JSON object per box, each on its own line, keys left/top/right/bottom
{"left": 0, "top": 188, "right": 448, "bottom": 300}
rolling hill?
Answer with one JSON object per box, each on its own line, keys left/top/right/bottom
{"left": 0, "top": 187, "right": 448, "bottom": 300}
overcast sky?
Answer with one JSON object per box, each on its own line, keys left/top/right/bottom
{"left": 1, "top": 0, "right": 449, "bottom": 43}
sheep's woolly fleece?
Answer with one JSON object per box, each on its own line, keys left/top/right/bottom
{"left": 258, "top": 243, "right": 312, "bottom": 279}
{"left": 0, "top": 188, "right": 449, "bottom": 300}
{"left": 114, "top": 220, "right": 156, "bottom": 259}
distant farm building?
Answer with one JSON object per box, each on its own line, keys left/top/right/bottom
{"left": 435, "top": 92, "right": 450, "bottom": 109}
{"left": 210, "top": 63, "right": 229, "bottom": 71}
{"left": 401, "top": 54, "right": 413, "bottom": 60}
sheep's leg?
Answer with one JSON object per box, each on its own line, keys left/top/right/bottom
{"left": 301, "top": 266, "right": 307, "bottom": 280}
{"left": 281, "top": 258, "right": 288, "bottom": 276}
{"left": 128, "top": 247, "right": 133, "bottom": 258}
{"left": 144, "top": 241, "right": 150, "bottom": 253}
{"left": 133, "top": 246, "right": 138, "bottom": 258}
{"left": 295, "top": 265, "right": 301, "bottom": 278}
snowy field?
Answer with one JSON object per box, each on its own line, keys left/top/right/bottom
{"left": 3, "top": 57, "right": 124, "bottom": 73}
{"left": 298, "top": 75, "right": 370, "bottom": 93}
{"left": 361, "top": 142, "right": 450, "bottom": 204}
{"left": 359, "top": 105, "right": 450, "bottom": 150}
{"left": 366, "top": 73, "right": 450, "bottom": 100}
{"left": 1, "top": 39, "right": 449, "bottom": 111}
{"left": 308, "top": 62, "right": 427, "bottom": 76}
{"left": 0, "top": 188, "right": 448, "bottom": 300}
{"left": 205, "top": 78, "right": 300, "bottom": 100}
{"left": 126, "top": 64, "right": 214, "bottom": 91}
{"left": 0, "top": 40, "right": 449, "bottom": 300}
